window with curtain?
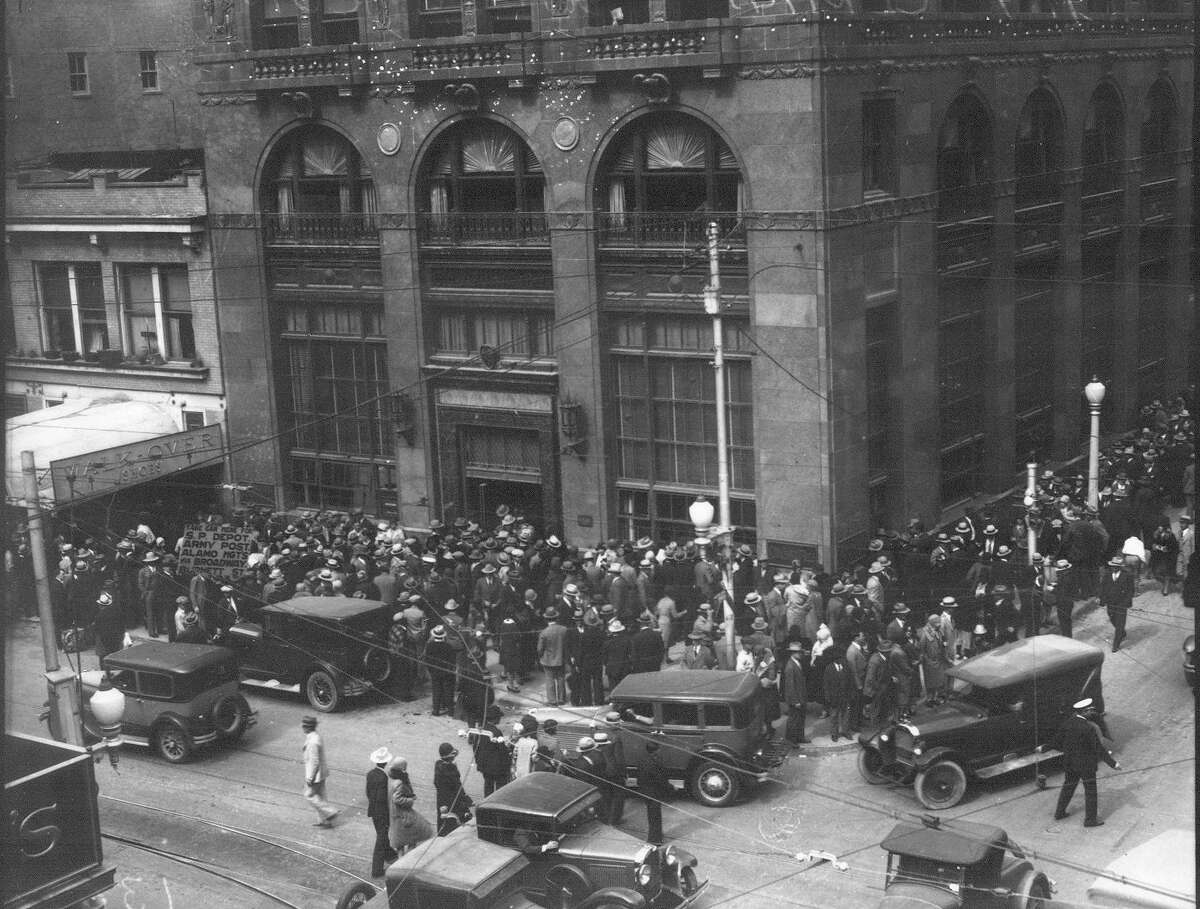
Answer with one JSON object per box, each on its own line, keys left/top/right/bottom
{"left": 597, "top": 114, "right": 743, "bottom": 246}
{"left": 117, "top": 264, "right": 195, "bottom": 360}
{"left": 37, "top": 262, "right": 109, "bottom": 354}
{"left": 937, "top": 94, "right": 993, "bottom": 220}
{"left": 418, "top": 120, "right": 546, "bottom": 242}
{"left": 1014, "top": 90, "right": 1064, "bottom": 208}
{"left": 265, "top": 126, "right": 375, "bottom": 242}
{"left": 1082, "top": 84, "right": 1124, "bottom": 195}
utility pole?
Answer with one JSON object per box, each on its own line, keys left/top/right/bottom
{"left": 1025, "top": 460, "right": 1038, "bottom": 566}
{"left": 705, "top": 221, "right": 736, "bottom": 653}
{"left": 22, "top": 450, "right": 83, "bottom": 745}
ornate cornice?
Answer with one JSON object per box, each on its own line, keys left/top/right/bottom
{"left": 738, "top": 64, "right": 816, "bottom": 80}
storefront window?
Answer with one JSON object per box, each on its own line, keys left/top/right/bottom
{"left": 37, "top": 262, "right": 108, "bottom": 354}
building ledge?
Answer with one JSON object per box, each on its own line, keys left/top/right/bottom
{"left": 7, "top": 355, "right": 211, "bottom": 381}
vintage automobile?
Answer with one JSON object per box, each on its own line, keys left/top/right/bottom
{"left": 225, "top": 596, "right": 393, "bottom": 712}
{"left": 858, "top": 636, "right": 1105, "bottom": 809}
{"left": 336, "top": 773, "right": 707, "bottom": 909}
{"left": 534, "top": 670, "right": 790, "bottom": 808}
{"left": 1184, "top": 635, "right": 1196, "bottom": 689}
{"left": 77, "top": 641, "right": 254, "bottom": 763}
{"left": 878, "top": 817, "right": 1053, "bottom": 908}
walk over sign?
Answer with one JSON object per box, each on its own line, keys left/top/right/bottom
{"left": 50, "top": 424, "right": 224, "bottom": 504}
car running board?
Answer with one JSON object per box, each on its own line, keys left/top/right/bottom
{"left": 973, "top": 748, "right": 1063, "bottom": 779}
{"left": 241, "top": 678, "right": 302, "bottom": 694}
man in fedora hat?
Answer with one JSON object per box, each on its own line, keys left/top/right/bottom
{"left": 1050, "top": 698, "right": 1120, "bottom": 827}
{"left": 366, "top": 746, "right": 397, "bottom": 876}
{"left": 630, "top": 613, "right": 665, "bottom": 674}
{"left": 602, "top": 620, "right": 632, "bottom": 691}
{"left": 682, "top": 630, "right": 717, "bottom": 669}
{"left": 538, "top": 606, "right": 568, "bottom": 706}
{"left": 302, "top": 716, "right": 339, "bottom": 828}
{"left": 1099, "top": 555, "right": 1135, "bottom": 652}
{"left": 782, "top": 640, "right": 810, "bottom": 745}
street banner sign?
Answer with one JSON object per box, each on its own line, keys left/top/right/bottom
{"left": 50, "top": 424, "right": 224, "bottom": 504}
{"left": 177, "top": 524, "right": 257, "bottom": 578}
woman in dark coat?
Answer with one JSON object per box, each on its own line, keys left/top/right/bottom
{"left": 1148, "top": 518, "right": 1180, "bottom": 595}
{"left": 387, "top": 758, "right": 433, "bottom": 855}
{"left": 457, "top": 645, "right": 494, "bottom": 729}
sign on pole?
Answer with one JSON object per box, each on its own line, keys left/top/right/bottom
{"left": 176, "top": 524, "right": 257, "bottom": 578}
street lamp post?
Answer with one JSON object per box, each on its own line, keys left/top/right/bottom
{"left": 1084, "top": 377, "right": 1106, "bottom": 511}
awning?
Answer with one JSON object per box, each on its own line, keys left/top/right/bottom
{"left": 6, "top": 397, "right": 221, "bottom": 506}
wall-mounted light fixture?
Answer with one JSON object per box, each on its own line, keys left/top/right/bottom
{"left": 559, "top": 399, "right": 587, "bottom": 457}
{"left": 391, "top": 391, "right": 417, "bottom": 446}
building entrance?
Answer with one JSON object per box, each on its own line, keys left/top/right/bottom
{"left": 467, "top": 477, "right": 544, "bottom": 530}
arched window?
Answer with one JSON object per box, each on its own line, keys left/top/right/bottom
{"left": 418, "top": 120, "right": 546, "bottom": 242}
{"left": 262, "top": 127, "right": 376, "bottom": 242}
{"left": 1140, "top": 80, "right": 1177, "bottom": 180}
{"left": 252, "top": 0, "right": 360, "bottom": 49}
{"left": 596, "top": 113, "right": 743, "bottom": 245}
{"left": 1082, "top": 84, "right": 1124, "bottom": 195}
{"left": 937, "top": 94, "right": 992, "bottom": 219}
{"left": 1014, "top": 89, "right": 1063, "bottom": 207}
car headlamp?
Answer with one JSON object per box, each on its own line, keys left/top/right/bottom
{"left": 880, "top": 733, "right": 889, "bottom": 742}
{"left": 1185, "top": 637, "right": 1196, "bottom": 654}
{"left": 636, "top": 863, "right": 654, "bottom": 887}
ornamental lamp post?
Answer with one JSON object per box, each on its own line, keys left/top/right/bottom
{"left": 1084, "top": 377, "right": 1107, "bottom": 511}
{"left": 88, "top": 675, "right": 127, "bottom": 768}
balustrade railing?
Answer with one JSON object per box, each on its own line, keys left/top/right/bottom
{"left": 597, "top": 211, "right": 743, "bottom": 248}
{"left": 588, "top": 28, "right": 708, "bottom": 59}
{"left": 252, "top": 51, "right": 354, "bottom": 80}
{"left": 411, "top": 41, "right": 515, "bottom": 69}
{"left": 418, "top": 211, "right": 549, "bottom": 245}
{"left": 264, "top": 212, "right": 379, "bottom": 245}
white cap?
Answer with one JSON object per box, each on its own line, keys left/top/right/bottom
{"left": 1073, "top": 697, "right": 1094, "bottom": 711}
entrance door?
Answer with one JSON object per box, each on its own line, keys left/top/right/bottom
{"left": 461, "top": 426, "right": 544, "bottom": 528}
{"left": 469, "top": 477, "right": 544, "bottom": 530}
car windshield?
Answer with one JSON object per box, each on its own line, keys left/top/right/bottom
{"left": 946, "top": 679, "right": 1018, "bottom": 714}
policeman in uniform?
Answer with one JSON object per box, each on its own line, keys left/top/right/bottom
{"left": 1051, "top": 697, "right": 1120, "bottom": 827}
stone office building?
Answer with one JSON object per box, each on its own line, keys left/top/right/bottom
{"left": 192, "top": 0, "right": 1192, "bottom": 566}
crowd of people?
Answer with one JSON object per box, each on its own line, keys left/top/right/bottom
{"left": 6, "top": 396, "right": 1195, "bottom": 750}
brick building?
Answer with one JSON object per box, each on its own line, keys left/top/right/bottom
{"left": 4, "top": 1, "right": 226, "bottom": 515}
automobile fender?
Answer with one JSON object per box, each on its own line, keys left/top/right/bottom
{"left": 690, "top": 745, "right": 746, "bottom": 777}
{"left": 153, "top": 710, "right": 194, "bottom": 734}
{"left": 912, "top": 745, "right": 962, "bottom": 772}
{"left": 574, "top": 887, "right": 649, "bottom": 909}
{"left": 665, "top": 845, "right": 699, "bottom": 869}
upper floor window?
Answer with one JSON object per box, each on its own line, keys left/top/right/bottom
{"left": 5, "top": 59, "right": 14, "bottom": 99}
{"left": 863, "top": 97, "right": 897, "bottom": 197}
{"left": 318, "top": 0, "right": 361, "bottom": 44}
{"left": 139, "top": 51, "right": 159, "bottom": 91}
{"left": 1082, "top": 84, "right": 1123, "bottom": 195}
{"left": 596, "top": 114, "right": 743, "bottom": 246}
{"left": 68, "top": 53, "right": 89, "bottom": 95}
{"left": 118, "top": 264, "right": 195, "bottom": 361}
{"left": 1014, "top": 89, "right": 1064, "bottom": 208}
{"left": 1140, "top": 80, "right": 1177, "bottom": 181}
{"left": 937, "top": 94, "right": 992, "bottom": 220}
{"left": 254, "top": 0, "right": 300, "bottom": 48}
{"left": 262, "top": 127, "right": 377, "bottom": 242}
{"left": 418, "top": 120, "right": 546, "bottom": 243}
{"left": 37, "top": 263, "right": 108, "bottom": 354}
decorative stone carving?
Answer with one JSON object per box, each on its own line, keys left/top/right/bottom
{"left": 367, "top": 0, "right": 391, "bottom": 30}
{"left": 281, "top": 90, "right": 316, "bottom": 118}
{"left": 632, "top": 72, "right": 672, "bottom": 103}
{"left": 203, "top": 0, "right": 234, "bottom": 40}
{"left": 442, "top": 82, "right": 481, "bottom": 109}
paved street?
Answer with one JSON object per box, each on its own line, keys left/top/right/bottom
{"left": 5, "top": 581, "right": 1193, "bottom": 909}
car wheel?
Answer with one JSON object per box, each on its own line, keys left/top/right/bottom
{"left": 363, "top": 648, "right": 391, "bottom": 684}
{"left": 680, "top": 866, "right": 700, "bottom": 896}
{"left": 334, "top": 882, "right": 377, "bottom": 909}
{"left": 857, "top": 747, "right": 890, "bottom": 785}
{"left": 1012, "top": 872, "right": 1051, "bottom": 909}
{"left": 689, "top": 760, "right": 742, "bottom": 808}
{"left": 153, "top": 721, "right": 194, "bottom": 763}
{"left": 546, "top": 864, "right": 591, "bottom": 909}
{"left": 914, "top": 760, "right": 968, "bottom": 810}
{"left": 306, "top": 670, "right": 342, "bottom": 713}
{"left": 213, "top": 694, "right": 251, "bottom": 742}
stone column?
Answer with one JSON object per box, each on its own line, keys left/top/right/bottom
{"left": 988, "top": 181, "right": 1017, "bottom": 479}
{"left": 1111, "top": 160, "right": 1141, "bottom": 429}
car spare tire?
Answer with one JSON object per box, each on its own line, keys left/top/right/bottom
{"left": 363, "top": 648, "right": 391, "bottom": 684}
{"left": 213, "top": 693, "right": 251, "bottom": 742}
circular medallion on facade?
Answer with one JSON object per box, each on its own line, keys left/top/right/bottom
{"left": 552, "top": 116, "right": 579, "bottom": 152}
{"left": 377, "top": 122, "right": 402, "bottom": 156}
